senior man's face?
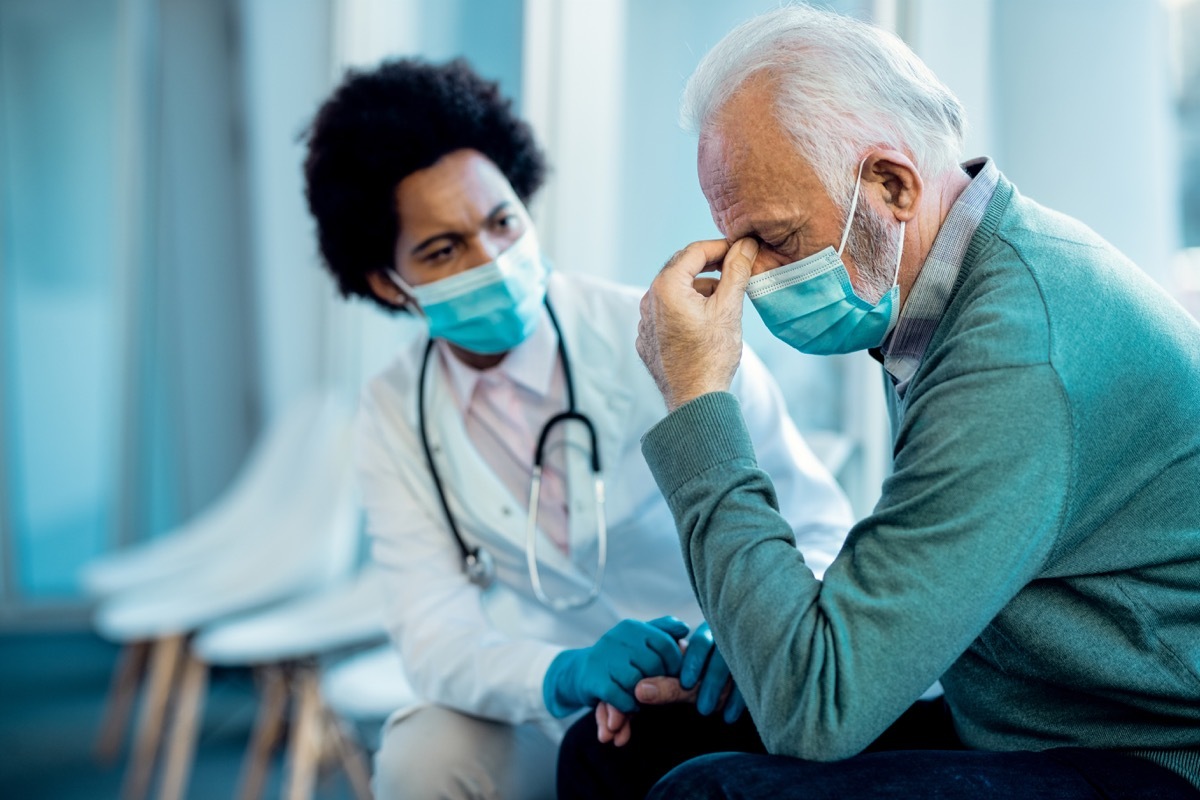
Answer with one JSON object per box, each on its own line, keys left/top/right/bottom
{"left": 698, "top": 79, "right": 897, "bottom": 301}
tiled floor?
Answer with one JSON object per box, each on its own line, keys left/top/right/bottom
{"left": 0, "top": 632, "right": 361, "bottom": 799}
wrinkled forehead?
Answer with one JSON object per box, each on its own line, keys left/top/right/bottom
{"left": 698, "top": 78, "right": 805, "bottom": 180}
{"left": 698, "top": 105, "right": 812, "bottom": 203}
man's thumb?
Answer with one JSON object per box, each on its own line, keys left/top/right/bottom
{"left": 716, "top": 238, "right": 758, "bottom": 301}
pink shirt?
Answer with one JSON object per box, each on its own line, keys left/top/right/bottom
{"left": 436, "top": 311, "right": 571, "bottom": 551}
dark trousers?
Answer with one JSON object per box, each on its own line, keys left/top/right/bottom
{"left": 557, "top": 698, "right": 1199, "bottom": 799}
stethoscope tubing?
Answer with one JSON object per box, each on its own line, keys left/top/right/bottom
{"left": 416, "top": 297, "right": 607, "bottom": 609}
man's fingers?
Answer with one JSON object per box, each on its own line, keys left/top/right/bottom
{"left": 693, "top": 277, "right": 720, "bottom": 297}
{"left": 608, "top": 703, "right": 627, "bottom": 729}
{"left": 595, "top": 703, "right": 612, "bottom": 743}
{"left": 635, "top": 676, "right": 698, "bottom": 706}
{"left": 713, "top": 238, "right": 759, "bottom": 303}
{"left": 597, "top": 701, "right": 633, "bottom": 747}
{"left": 613, "top": 720, "right": 633, "bottom": 747}
{"left": 660, "top": 239, "right": 732, "bottom": 281}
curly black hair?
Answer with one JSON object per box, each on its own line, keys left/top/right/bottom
{"left": 303, "top": 57, "right": 548, "bottom": 306}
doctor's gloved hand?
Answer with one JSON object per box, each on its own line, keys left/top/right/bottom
{"left": 542, "top": 616, "right": 689, "bottom": 718}
{"left": 678, "top": 621, "right": 746, "bottom": 724}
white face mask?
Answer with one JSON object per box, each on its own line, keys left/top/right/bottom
{"left": 745, "top": 160, "right": 905, "bottom": 355}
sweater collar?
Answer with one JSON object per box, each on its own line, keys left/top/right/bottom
{"left": 881, "top": 157, "right": 1001, "bottom": 395}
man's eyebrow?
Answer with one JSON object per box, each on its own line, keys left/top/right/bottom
{"left": 735, "top": 218, "right": 793, "bottom": 242}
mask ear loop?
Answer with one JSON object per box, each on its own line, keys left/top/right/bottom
{"left": 836, "top": 159, "right": 868, "bottom": 257}
{"left": 837, "top": 159, "right": 907, "bottom": 295}
{"left": 386, "top": 269, "right": 426, "bottom": 317}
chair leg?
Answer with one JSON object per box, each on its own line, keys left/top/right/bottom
{"left": 95, "top": 640, "right": 151, "bottom": 764}
{"left": 324, "top": 709, "right": 373, "bottom": 800}
{"left": 237, "top": 665, "right": 290, "bottom": 800}
{"left": 121, "top": 634, "right": 185, "bottom": 800}
{"left": 284, "top": 667, "right": 323, "bottom": 800}
{"left": 156, "top": 652, "right": 208, "bottom": 800}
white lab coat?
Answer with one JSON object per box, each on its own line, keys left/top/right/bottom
{"left": 356, "top": 271, "right": 853, "bottom": 738}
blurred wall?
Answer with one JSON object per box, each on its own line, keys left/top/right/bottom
{"left": 0, "top": 0, "right": 255, "bottom": 608}
{"left": 992, "top": 0, "right": 1179, "bottom": 282}
{"left": 913, "top": 0, "right": 1179, "bottom": 282}
{"left": 237, "top": 0, "right": 333, "bottom": 425}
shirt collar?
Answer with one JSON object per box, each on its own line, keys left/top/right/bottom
{"left": 881, "top": 157, "right": 1000, "bottom": 395}
{"left": 436, "top": 305, "right": 559, "bottom": 410}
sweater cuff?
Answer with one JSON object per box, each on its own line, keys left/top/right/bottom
{"left": 641, "top": 391, "right": 757, "bottom": 500}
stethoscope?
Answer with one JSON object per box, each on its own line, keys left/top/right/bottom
{"left": 416, "top": 299, "right": 608, "bottom": 611}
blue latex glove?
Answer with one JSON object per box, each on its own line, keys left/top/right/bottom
{"left": 543, "top": 616, "right": 689, "bottom": 717}
{"left": 679, "top": 621, "right": 746, "bottom": 724}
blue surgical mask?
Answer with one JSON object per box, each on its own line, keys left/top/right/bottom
{"left": 389, "top": 231, "right": 547, "bottom": 354}
{"left": 746, "top": 162, "right": 905, "bottom": 355}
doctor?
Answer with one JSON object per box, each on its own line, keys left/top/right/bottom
{"left": 302, "top": 57, "right": 853, "bottom": 799}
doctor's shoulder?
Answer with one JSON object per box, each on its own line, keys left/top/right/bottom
{"left": 549, "top": 271, "right": 648, "bottom": 331}
{"left": 357, "top": 335, "right": 429, "bottom": 434}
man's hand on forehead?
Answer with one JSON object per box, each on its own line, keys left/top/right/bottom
{"left": 637, "top": 237, "right": 760, "bottom": 412}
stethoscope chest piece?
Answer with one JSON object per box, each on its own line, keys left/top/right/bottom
{"left": 464, "top": 547, "right": 496, "bottom": 588}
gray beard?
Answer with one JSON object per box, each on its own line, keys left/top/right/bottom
{"left": 844, "top": 203, "right": 900, "bottom": 305}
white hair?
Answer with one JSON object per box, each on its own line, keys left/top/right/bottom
{"left": 681, "top": 4, "right": 967, "bottom": 211}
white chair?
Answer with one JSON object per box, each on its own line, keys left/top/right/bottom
{"left": 186, "top": 567, "right": 389, "bottom": 800}
{"left": 91, "top": 392, "right": 361, "bottom": 800}
{"left": 81, "top": 392, "right": 336, "bottom": 599}
{"left": 87, "top": 395, "right": 341, "bottom": 772}
{"left": 88, "top": 393, "right": 346, "bottom": 775}
{"left": 321, "top": 644, "right": 419, "bottom": 742}
{"left": 318, "top": 645, "right": 418, "bottom": 799}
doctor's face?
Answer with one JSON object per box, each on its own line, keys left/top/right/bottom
{"left": 374, "top": 149, "right": 532, "bottom": 302}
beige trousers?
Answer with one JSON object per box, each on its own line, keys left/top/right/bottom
{"left": 372, "top": 706, "right": 558, "bottom": 800}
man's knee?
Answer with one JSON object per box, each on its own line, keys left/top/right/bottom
{"left": 556, "top": 709, "right": 599, "bottom": 775}
{"left": 647, "top": 753, "right": 741, "bottom": 800}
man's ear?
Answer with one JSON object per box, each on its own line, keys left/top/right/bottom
{"left": 861, "top": 149, "right": 922, "bottom": 224}
{"left": 366, "top": 270, "right": 412, "bottom": 311}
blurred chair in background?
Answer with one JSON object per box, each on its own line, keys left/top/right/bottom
{"left": 81, "top": 391, "right": 361, "bottom": 800}
{"left": 320, "top": 644, "right": 419, "bottom": 758}
{"left": 79, "top": 394, "right": 339, "bottom": 601}
{"left": 85, "top": 394, "right": 336, "bottom": 771}
{"left": 186, "top": 565, "right": 389, "bottom": 800}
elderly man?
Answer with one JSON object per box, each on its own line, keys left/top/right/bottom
{"left": 558, "top": 6, "right": 1200, "bottom": 800}
{"left": 302, "top": 57, "right": 853, "bottom": 799}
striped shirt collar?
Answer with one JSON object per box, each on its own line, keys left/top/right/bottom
{"left": 881, "top": 157, "right": 999, "bottom": 395}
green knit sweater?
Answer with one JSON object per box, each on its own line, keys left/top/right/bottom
{"left": 641, "top": 174, "right": 1200, "bottom": 789}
